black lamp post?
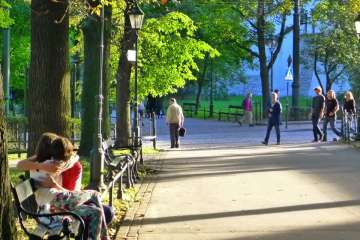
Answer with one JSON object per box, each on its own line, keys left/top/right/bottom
{"left": 89, "top": 6, "right": 105, "bottom": 190}
{"left": 267, "top": 37, "right": 277, "bottom": 92}
{"left": 128, "top": 2, "right": 144, "bottom": 148}
{"left": 71, "top": 54, "right": 81, "bottom": 143}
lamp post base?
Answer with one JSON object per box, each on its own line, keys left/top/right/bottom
{"left": 87, "top": 146, "right": 106, "bottom": 191}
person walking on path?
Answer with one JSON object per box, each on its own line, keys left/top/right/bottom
{"left": 166, "top": 98, "right": 184, "bottom": 148}
{"left": 323, "top": 90, "right": 342, "bottom": 141}
{"left": 239, "top": 93, "right": 254, "bottom": 127}
{"left": 343, "top": 91, "right": 357, "bottom": 134}
{"left": 262, "top": 92, "right": 282, "bottom": 145}
{"left": 311, "top": 87, "right": 325, "bottom": 142}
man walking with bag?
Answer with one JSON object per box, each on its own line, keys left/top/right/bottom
{"left": 166, "top": 98, "right": 184, "bottom": 148}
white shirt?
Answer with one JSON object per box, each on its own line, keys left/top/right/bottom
{"left": 30, "top": 154, "right": 79, "bottom": 206}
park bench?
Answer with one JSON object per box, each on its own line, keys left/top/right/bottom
{"left": 102, "top": 139, "right": 138, "bottom": 205}
{"left": 142, "top": 112, "right": 157, "bottom": 150}
{"left": 218, "top": 105, "right": 244, "bottom": 122}
{"left": 182, "top": 102, "right": 198, "bottom": 117}
{"left": 11, "top": 177, "right": 85, "bottom": 240}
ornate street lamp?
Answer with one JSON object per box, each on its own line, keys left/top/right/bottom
{"left": 129, "top": 3, "right": 144, "bottom": 30}
{"left": 355, "top": 14, "right": 360, "bottom": 39}
{"left": 128, "top": 2, "right": 144, "bottom": 151}
{"left": 267, "top": 37, "right": 277, "bottom": 92}
{"left": 89, "top": 5, "right": 106, "bottom": 190}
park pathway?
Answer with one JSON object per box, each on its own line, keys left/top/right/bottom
{"left": 118, "top": 118, "right": 360, "bottom": 240}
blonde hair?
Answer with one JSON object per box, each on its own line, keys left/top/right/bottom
{"left": 327, "top": 90, "right": 336, "bottom": 99}
{"left": 345, "top": 91, "right": 354, "bottom": 101}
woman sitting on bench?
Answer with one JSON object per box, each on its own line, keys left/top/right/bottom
{"left": 17, "top": 133, "right": 110, "bottom": 240}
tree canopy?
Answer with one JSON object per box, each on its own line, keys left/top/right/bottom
{"left": 138, "top": 11, "right": 219, "bottom": 99}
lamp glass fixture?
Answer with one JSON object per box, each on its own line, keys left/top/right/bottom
{"left": 129, "top": 3, "right": 144, "bottom": 30}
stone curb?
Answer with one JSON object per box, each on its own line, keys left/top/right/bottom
{"left": 115, "top": 152, "right": 164, "bottom": 240}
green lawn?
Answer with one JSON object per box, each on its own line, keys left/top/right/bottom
{"left": 177, "top": 95, "right": 312, "bottom": 119}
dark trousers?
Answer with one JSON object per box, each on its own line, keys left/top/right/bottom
{"left": 312, "top": 115, "right": 323, "bottom": 141}
{"left": 169, "top": 123, "right": 180, "bottom": 148}
{"left": 323, "top": 116, "right": 341, "bottom": 140}
{"left": 264, "top": 120, "right": 280, "bottom": 144}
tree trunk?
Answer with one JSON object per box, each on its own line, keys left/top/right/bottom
{"left": 79, "top": 15, "right": 100, "bottom": 156}
{"left": 257, "top": 0, "right": 270, "bottom": 118}
{"left": 325, "top": 73, "right": 333, "bottom": 93}
{"left": 28, "top": 0, "right": 71, "bottom": 154}
{"left": 102, "top": 6, "right": 112, "bottom": 140}
{"left": 313, "top": 52, "right": 325, "bottom": 95}
{"left": 0, "top": 69, "right": 17, "bottom": 240}
{"left": 115, "top": 1, "right": 135, "bottom": 148}
{"left": 79, "top": 6, "right": 112, "bottom": 156}
{"left": 195, "top": 55, "right": 209, "bottom": 114}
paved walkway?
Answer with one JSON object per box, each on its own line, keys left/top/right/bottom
{"left": 119, "top": 118, "right": 360, "bottom": 240}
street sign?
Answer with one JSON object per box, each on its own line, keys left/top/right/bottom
{"left": 285, "top": 67, "right": 293, "bottom": 81}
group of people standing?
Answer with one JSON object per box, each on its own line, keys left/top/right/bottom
{"left": 311, "top": 87, "right": 356, "bottom": 142}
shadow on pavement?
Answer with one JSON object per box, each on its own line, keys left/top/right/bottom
{"left": 123, "top": 199, "right": 360, "bottom": 226}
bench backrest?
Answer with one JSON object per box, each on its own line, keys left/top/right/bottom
{"left": 183, "top": 103, "right": 197, "bottom": 109}
{"left": 13, "top": 179, "right": 34, "bottom": 204}
{"left": 228, "top": 105, "right": 242, "bottom": 109}
{"left": 11, "top": 179, "right": 38, "bottom": 215}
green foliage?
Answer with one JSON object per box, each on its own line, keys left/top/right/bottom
{"left": 306, "top": 0, "right": 360, "bottom": 89}
{"left": 8, "top": 0, "right": 30, "bottom": 99}
{"left": 177, "top": 0, "right": 253, "bottom": 78}
{"left": 138, "top": 11, "right": 219, "bottom": 99}
{"left": 0, "top": 0, "right": 14, "bottom": 28}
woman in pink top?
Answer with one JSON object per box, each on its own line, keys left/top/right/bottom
{"left": 239, "top": 93, "right": 254, "bottom": 127}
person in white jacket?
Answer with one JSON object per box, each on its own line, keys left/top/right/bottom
{"left": 166, "top": 98, "right": 184, "bottom": 148}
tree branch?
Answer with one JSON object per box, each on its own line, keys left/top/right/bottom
{"left": 267, "top": 14, "right": 286, "bottom": 71}
{"left": 332, "top": 66, "right": 345, "bottom": 82}
{"left": 232, "top": 6, "right": 258, "bottom": 31}
{"left": 238, "top": 45, "right": 260, "bottom": 58}
{"left": 314, "top": 51, "right": 324, "bottom": 95}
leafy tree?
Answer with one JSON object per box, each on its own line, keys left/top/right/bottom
{"left": 306, "top": 0, "right": 360, "bottom": 93}
{"left": 0, "top": 0, "right": 13, "bottom": 27}
{"left": 139, "top": 11, "right": 219, "bottom": 98}
{"left": 8, "top": 0, "right": 30, "bottom": 105}
{"left": 28, "top": 0, "right": 71, "bottom": 153}
{"left": 0, "top": 1, "right": 17, "bottom": 238}
{"left": 169, "top": 0, "right": 253, "bottom": 112}
{"left": 233, "top": 0, "right": 293, "bottom": 116}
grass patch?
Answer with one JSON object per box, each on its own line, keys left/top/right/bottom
{"left": 8, "top": 152, "right": 27, "bottom": 161}
{"left": 142, "top": 147, "right": 160, "bottom": 155}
